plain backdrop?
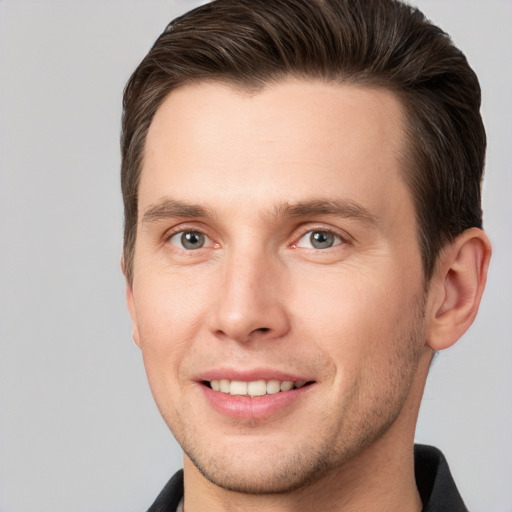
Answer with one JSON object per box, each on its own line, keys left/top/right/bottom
{"left": 0, "top": 1, "right": 511, "bottom": 511}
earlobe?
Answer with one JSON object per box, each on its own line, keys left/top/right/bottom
{"left": 425, "top": 228, "right": 491, "bottom": 351}
{"left": 121, "top": 255, "right": 141, "bottom": 348}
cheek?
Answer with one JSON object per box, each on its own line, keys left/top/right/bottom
{"left": 132, "top": 271, "right": 211, "bottom": 390}
{"left": 134, "top": 269, "right": 206, "bottom": 339}
{"left": 291, "top": 264, "right": 421, "bottom": 374}
{"left": 131, "top": 274, "right": 208, "bottom": 425}
{"left": 294, "top": 265, "right": 403, "bottom": 334}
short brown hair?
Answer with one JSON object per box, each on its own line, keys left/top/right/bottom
{"left": 121, "top": 0, "right": 485, "bottom": 283}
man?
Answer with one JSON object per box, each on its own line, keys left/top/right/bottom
{"left": 120, "top": 0, "right": 491, "bottom": 510}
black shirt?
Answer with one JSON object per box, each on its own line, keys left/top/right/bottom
{"left": 147, "top": 444, "right": 468, "bottom": 511}
{"left": 415, "top": 444, "right": 468, "bottom": 511}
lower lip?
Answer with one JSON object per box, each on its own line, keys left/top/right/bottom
{"left": 200, "top": 384, "right": 313, "bottom": 420}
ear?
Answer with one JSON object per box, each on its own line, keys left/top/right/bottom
{"left": 425, "top": 228, "right": 491, "bottom": 351}
{"left": 121, "top": 255, "right": 141, "bottom": 348}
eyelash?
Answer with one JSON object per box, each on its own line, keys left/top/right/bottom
{"left": 292, "top": 226, "right": 347, "bottom": 249}
{"left": 163, "top": 225, "right": 215, "bottom": 250}
{"left": 162, "top": 225, "right": 349, "bottom": 251}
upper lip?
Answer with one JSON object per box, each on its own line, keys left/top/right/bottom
{"left": 196, "top": 368, "right": 314, "bottom": 383}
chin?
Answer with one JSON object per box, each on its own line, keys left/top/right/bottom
{"left": 179, "top": 421, "right": 379, "bottom": 495}
{"left": 188, "top": 448, "right": 336, "bottom": 494}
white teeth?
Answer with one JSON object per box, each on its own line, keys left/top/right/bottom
{"left": 208, "top": 379, "right": 308, "bottom": 396}
{"left": 229, "top": 380, "right": 247, "bottom": 396}
{"left": 220, "top": 379, "right": 230, "bottom": 393}
{"left": 280, "top": 381, "right": 294, "bottom": 391}
{"left": 266, "top": 380, "right": 281, "bottom": 394}
{"left": 247, "top": 380, "right": 267, "bottom": 397}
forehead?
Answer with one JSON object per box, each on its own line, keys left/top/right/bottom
{"left": 140, "top": 78, "right": 410, "bottom": 221}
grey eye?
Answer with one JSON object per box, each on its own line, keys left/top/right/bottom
{"left": 310, "top": 231, "right": 335, "bottom": 249}
{"left": 170, "top": 231, "right": 207, "bottom": 250}
{"left": 296, "top": 230, "right": 341, "bottom": 249}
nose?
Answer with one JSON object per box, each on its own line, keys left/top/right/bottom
{"left": 207, "top": 250, "right": 290, "bottom": 344}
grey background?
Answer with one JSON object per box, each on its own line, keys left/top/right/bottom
{"left": 0, "top": 0, "right": 510, "bottom": 511}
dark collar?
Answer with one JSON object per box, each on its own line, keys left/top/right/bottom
{"left": 147, "top": 469, "right": 183, "bottom": 512}
{"left": 415, "top": 444, "right": 468, "bottom": 511}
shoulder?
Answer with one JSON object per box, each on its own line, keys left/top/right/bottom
{"left": 414, "top": 444, "right": 468, "bottom": 512}
{"left": 146, "top": 469, "right": 184, "bottom": 512}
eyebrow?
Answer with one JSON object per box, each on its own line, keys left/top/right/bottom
{"left": 142, "top": 199, "right": 214, "bottom": 225}
{"left": 141, "top": 197, "right": 377, "bottom": 225}
{"left": 275, "top": 199, "right": 378, "bottom": 224}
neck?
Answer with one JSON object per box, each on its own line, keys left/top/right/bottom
{"left": 183, "top": 350, "right": 432, "bottom": 512}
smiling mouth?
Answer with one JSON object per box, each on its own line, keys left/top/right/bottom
{"left": 203, "top": 379, "right": 313, "bottom": 397}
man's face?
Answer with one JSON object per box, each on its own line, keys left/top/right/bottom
{"left": 127, "top": 79, "right": 430, "bottom": 493}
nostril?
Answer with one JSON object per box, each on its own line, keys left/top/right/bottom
{"left": 250, "top": 327, "right": 270, "bottom": 335}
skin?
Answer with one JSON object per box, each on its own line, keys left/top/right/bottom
{"left": 125, "top": 79, "right": 491, "bottom": 511}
